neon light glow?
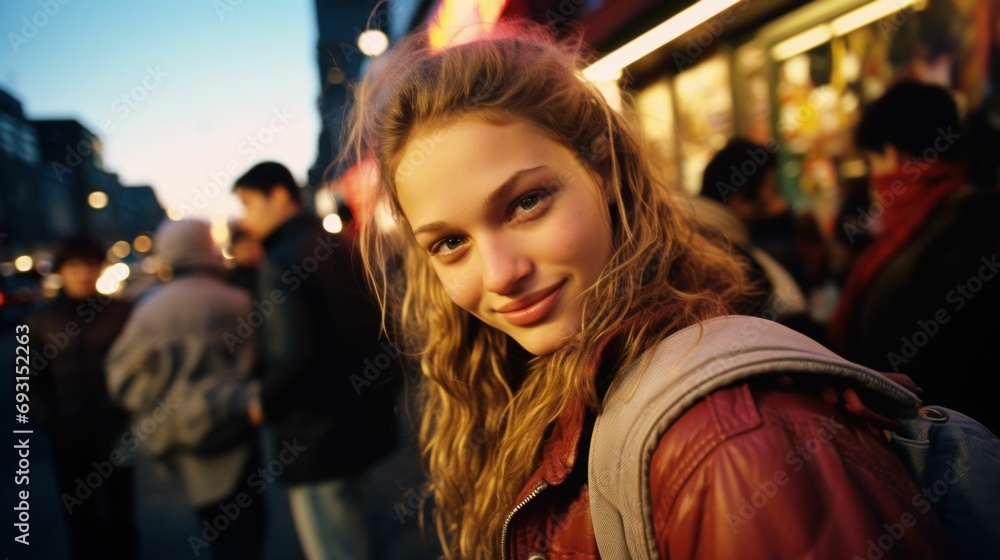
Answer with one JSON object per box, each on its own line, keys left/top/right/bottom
{"left": 428, "top": 0, "right": 509, "bottom": 49}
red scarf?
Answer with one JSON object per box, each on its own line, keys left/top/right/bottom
{"left": 828, "top": 160, "right": 966, "bottom": 354}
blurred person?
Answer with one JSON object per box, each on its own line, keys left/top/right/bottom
{"left": 226, "top": 221, "right": 264, "bottom": 295}
{"left": 105, "top": 219, "right": 265, "bottom": 560}
{"left": 25, "top": 236, "right": 140, "bottom": 560}
{"left": 232, "top": 161, "right": 400, "bottom": 560}
{"left": 829, "top": 80, "right": 1000, "bottom": 435}
{"left": 693, "top": 140, "right": 826, "bottom": 341}
{"left": 831, "top": 174, "right": 878, "bottom": 284}
{"left": 345, "top": 22, "right": 956, "bottom": 559}
{"left": 699, "top": 137, "right": 827, "bottom": 296}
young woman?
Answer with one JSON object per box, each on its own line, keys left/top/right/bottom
{"left": 346, "top": 22, "right": 955, "bottom": 560}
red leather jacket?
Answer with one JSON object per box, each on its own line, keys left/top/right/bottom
{"left": 503, "top": 380, "right": 957, "bottom": 559}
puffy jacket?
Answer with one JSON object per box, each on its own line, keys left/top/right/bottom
{"left": 105, "top": 273, "right": 258, "bottom": 508}
{"left": 504, "top": 379, "right": 957, "bottom": 559}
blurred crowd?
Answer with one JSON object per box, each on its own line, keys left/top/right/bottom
{"left": 22, "top": 162, "right": 424, "bottom": 560}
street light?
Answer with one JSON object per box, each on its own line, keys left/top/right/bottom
{"left": 358, "top": 29, "right": 389, "bottom": 57}
{"left": 96, "top": 262, "right": 130, "bottom": 295}
{"left": 88, "top": 191, "right": 109, "bottom": 209}
{"left": 14, "top": 255, "right": 33, "bottom": 272}
{"left": 133, "top": 235, "right": 153, "bottom": 253}
{"left": 323, "top": 214, "right": 343, "bottom": 234}
{"left": 112, "top": 241, "right": 131, "bottom": 259}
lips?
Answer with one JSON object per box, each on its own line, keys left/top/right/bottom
{"left": 496, "top": 281, "right": 565, "bottom": 327}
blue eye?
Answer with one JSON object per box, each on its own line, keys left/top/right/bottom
{"left": 431, "top": 236, "right": 465, "bottom": 256}
{"left": 511, "top": 189, "right": 554, "bottom": 220}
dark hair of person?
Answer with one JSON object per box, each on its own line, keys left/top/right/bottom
{"left": 854, "top": 80, "right": 966, "bottom": 162}
{"left": 700, "top": 137, "right": 777, "bottom": 203}
{"left": 232, "top": 161, "right": 302, "bottom": 204}
{"left": 54, "top": 235, "right": 105, "bottom": 270}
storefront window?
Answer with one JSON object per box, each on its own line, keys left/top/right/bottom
{"left": 672, "top": 54, "right": 734, "bottom": 195}
{"left": 767, "top": 0, "right": 990, "bottom": 234}
{"left": 634, "top": 79, "right": 679, "bottom": 192}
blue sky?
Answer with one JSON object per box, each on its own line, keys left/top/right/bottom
{"left": 0, "top": 0, "right": 321, "bottom": 220}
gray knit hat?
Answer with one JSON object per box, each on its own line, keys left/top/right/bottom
{"left": 153, "top": 219, "right": 223, "bottom": 272}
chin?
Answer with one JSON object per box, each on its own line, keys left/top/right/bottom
{"left": 512, "top": 323, "right": 577, "bottom": 357}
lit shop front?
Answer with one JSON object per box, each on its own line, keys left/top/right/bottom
{"left": 755, "top": 0, "right": 991, "bottom": 232}
{"left": 617, "top": 0, "right": 994, "bottom": 234}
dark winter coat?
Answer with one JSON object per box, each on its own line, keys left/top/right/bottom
{"left": 844, "top": 189, "right": 1000, "bottom": 435}
{"left": 256, "top": 213, "right": 399, "bottom": 484}
{"left": 26, "top": 294, "right": 133, "bottom": 451}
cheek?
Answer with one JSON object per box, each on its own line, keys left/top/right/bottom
{"left": 434, "top": 263, "right": 482, "bottom": 314}
{"left": 546, "top": 214, "right": 612, "bottom": 276}
{"left": 593, "top": 237, "right": 615, "bottom": 276}
{"left": 248, "top": 208, "right": 268, "bottom": 233}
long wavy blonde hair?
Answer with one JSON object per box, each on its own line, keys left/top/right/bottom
{"left": 345, "top": 21, "right": 752, "bottom": 559}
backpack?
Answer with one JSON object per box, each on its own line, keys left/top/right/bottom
{"left": 588, "top": 315, "right": 1000, "bottom": 560}
{"left": 108, "top": 334, "right": 256, "bottom": 460}
{"left": 147, "top": 370, "right": 254, "bottom": 459}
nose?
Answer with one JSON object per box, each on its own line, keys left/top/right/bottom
{"left": 480, "top": 235, "right": 532, "bottom": 296}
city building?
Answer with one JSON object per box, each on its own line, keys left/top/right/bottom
{"left": 0, "top": 88, "right": 165, "bottom": 269}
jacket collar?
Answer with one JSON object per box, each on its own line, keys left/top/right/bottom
{"left": 511, "top": 399, "right": 585, "bottom": 504}
{"left": 511, "top": 311, "right": 665, "bottom": 504}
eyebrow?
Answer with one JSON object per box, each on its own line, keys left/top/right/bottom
{"left": 411, "top": 165, "right": 547, "bottom": 237}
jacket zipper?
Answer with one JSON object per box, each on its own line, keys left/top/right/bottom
{"left": 500, "top": 481, "right": 549, "bottom": 560}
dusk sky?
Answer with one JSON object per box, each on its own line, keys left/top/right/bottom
{"left": 1, "top": 0, "right": 322, "bottom": 221}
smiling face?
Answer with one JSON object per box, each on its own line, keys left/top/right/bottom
{"left": 395, "top": 117, "right": 615, "bottom": 356}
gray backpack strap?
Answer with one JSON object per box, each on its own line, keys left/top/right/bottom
{"left": 587, "top": 315, "right": 920, "bottom": 559}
